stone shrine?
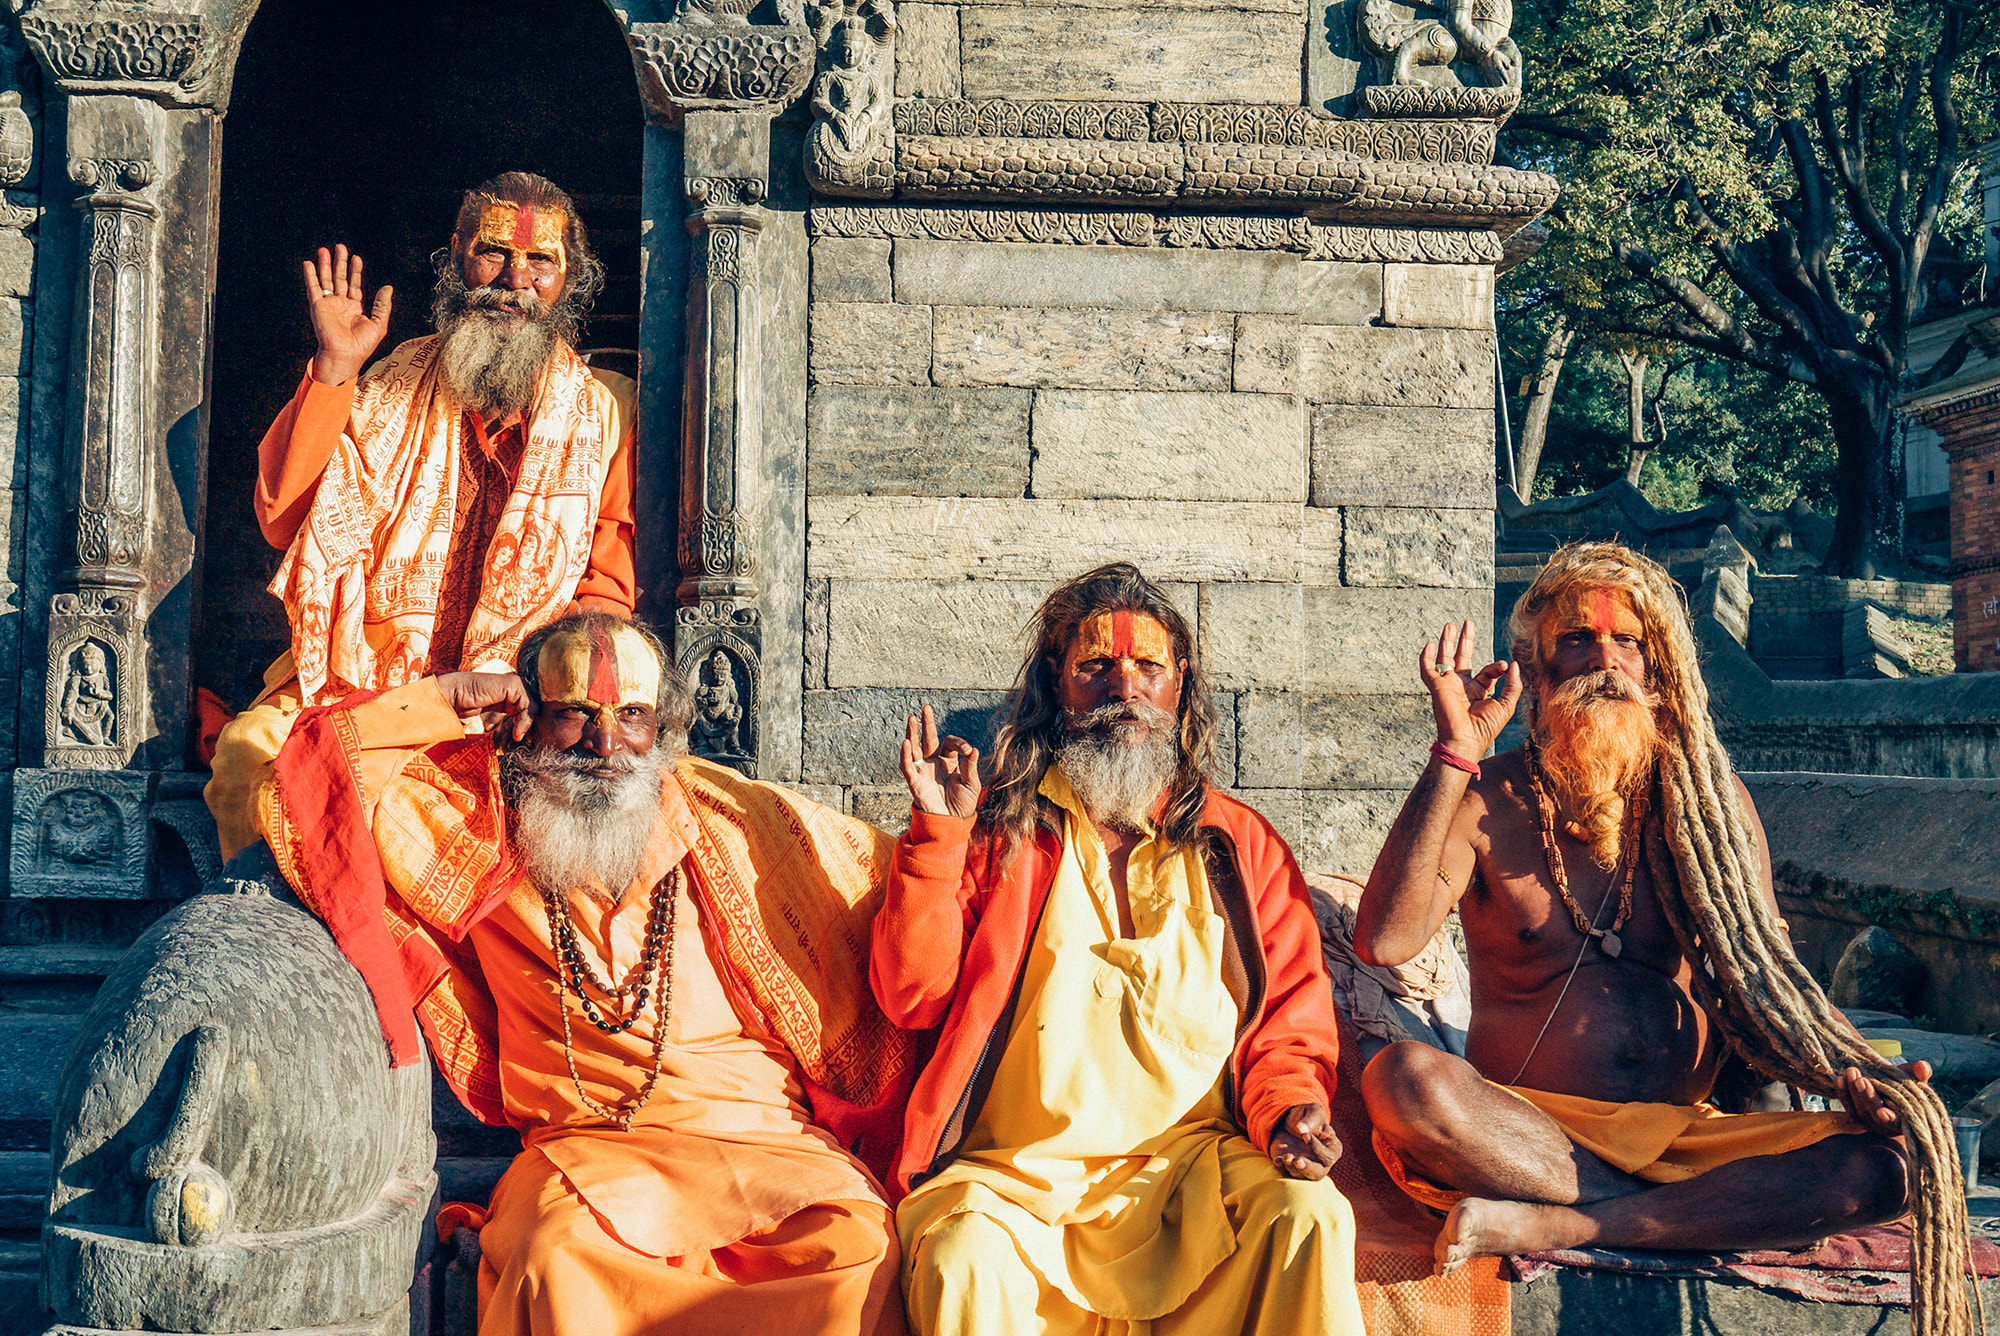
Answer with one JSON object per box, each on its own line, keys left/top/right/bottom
{"left": 0, "top": 0, "right": 1550, "bottom": 1330}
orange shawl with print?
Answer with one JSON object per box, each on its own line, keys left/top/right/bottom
{"left": 269, "top": 336, "right": 612, "bottom": 706}
{"left": 262, "top": 705, "right": 918, "bottom": 1177}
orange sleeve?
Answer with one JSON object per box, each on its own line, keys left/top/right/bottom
{"left": 570, "top": 416, "right": 637, "bottom": 614}
{"left": 257, "top": 368, "right": 359, "bottom": 549}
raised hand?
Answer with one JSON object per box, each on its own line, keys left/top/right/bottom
{"left": 434, "top": 671, "right": 535, "bottom": 743}
{"left": 1419, "top": 619, "right": 1522, "bottom": 759}
{"left": 304, "top": 244, "right": 393, "bottom": 385}
{"left": 1269, "top": 1103, "right": 1342, "bottom": 1180}
{"left": 900, "top": 704, "right": 981, "bottom": 819}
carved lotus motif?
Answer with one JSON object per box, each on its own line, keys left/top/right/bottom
{"left": 0, "top": 93, "right": 32, "bottom": 187}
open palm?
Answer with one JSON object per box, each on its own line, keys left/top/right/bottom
{"left": 304, "top": 244, "right": 394, "bottom": 385}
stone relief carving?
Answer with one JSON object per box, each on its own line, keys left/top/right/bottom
{"left": 18, "top": 10, "right": 203, "bottom": 84}
{"left": 898, "top": 136, "right": 1184, "bottom": 200}
{"left": 0, "top": 90, "right": 31, "bottom": 185}
{"left": 57, "top": 640, "right": 116, "bottom": 748}
{"left": 1356, "top": 0, "right": 1521, "bottom": 96}
{"left": 1361, "top": 81, "right": 1519, "bottom": 122}
{"left": 897, "top": 98, "right": 1151, "bottom": 144}
{"left": 9, "top": 768, "right": 150, "bottom": 898}
{"left": 691, "top": 646, "right": 749, "bottom": 760}
{"left": 627, "top": 22, "right": 815, "bottom": 115}
{"left": 677, "top": 613, "right": 761, "bottom": 776}
{"left": 45, "top": 591, "right": 142, "bottom": 769}
{"left": 810, "top": 203, "right": 1506, "bottom": 262}
{"left": 805, "top": 0, "right": 896, "bottom": 196}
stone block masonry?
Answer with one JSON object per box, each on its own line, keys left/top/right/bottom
{"left": 804, "top": 231, "right": 1498, "bottom": 874}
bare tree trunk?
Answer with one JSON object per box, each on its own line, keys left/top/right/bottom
{"left": 1619, "top": 352, "right": 1650, "bottom": 487}
{"left": 1826, "top": 378, "right": 1900, "bottom": 578}
{"left": 1513, "top": 316, "right": 1572, "bottom": 498}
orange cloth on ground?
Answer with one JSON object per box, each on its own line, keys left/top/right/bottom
{"left": 1374, "top": 1083, "right": 1865, "bottom": 1213}
{"left": 264, "top": 338, "right": 635, "bottom": 708}
{"left": 260, "top": 682, "right": 915, "bottom": 1335}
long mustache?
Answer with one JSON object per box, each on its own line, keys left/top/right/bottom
{"left": 1065, "top": 700, "right": 1175, "bottom": 736}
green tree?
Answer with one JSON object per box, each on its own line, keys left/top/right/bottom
{"left": 1499, "top": 0, "right": 1999, "bottom": 575}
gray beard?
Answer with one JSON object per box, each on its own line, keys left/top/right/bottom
{"left": 504, "top": 744, "right": 669, "bottom": 901}
{"left": 1056, "top": 702, "right": 1178, "bottom": 832}
{"left": 436, "top": 299, "right": 561, "bottom": 419}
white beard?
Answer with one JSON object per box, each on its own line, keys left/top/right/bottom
{"left": 1056, "top": 701, "right": 1178, "bottom": 832}
{"left": 505, "top": 744, "right": 667, "bottom": 901}
{"left": 436, "top": 294, "right": 560, "bottom": 418}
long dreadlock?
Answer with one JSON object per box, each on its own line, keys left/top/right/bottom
{"left": 1512, "top": 544, "right": 1975, "bottom": 1336}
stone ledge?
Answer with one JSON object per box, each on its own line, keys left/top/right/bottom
{"left": 1510, "top": 1265, "right": 2000, "bottom": 1335}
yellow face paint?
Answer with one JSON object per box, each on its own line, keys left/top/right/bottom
{"left": 471, "top": 199, "right": 568, "bottom": 275}
{"left": 535, "top": 621, "right": 659, "bottom": 731}
{"left": 1540, "top": 585, "right": 1646, "bottom": 660}
{"left": 1067, "top": 610, "right": 1175, "bottom": 673}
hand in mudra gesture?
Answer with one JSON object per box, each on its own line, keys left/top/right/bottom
{"left": 901, "top": 704, "right": 981, "bottom": 819}
{"left": 303, "top": 244, "right": 394, "bottom": 385}
{"left": 1420, "top": 619, "right": 1522, "bottom": 758}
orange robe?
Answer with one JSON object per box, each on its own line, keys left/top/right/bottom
{"left": 206, "top": 342, "right": 636, "bottom": 860}
{"left": 263, "top": 683, "right": 910, "bottom": 1336}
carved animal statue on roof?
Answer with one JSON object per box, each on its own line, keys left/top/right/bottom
{"left": 1359, "top": 0, "right": 1522, "bottom": 91}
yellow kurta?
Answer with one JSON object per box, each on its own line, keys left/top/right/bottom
{"left": 898, "top": 769, "right": 1365, "bottom": 1336}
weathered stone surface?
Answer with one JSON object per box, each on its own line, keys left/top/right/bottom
{"left": 45, "top": 880, "right": 434, "bottom": 1333}
{"left": 781, "top": 780, "right": 850, "bottom": 813}
{"left": 932, "top": 307, "right": 1233, "bottom": 391}
{"left": 805, "top": 579, "right": 830, "bottom": 689}
{"left": 1203, "top": 583, "right": 1488, "bottom": 692}
{"left": 960, "top": 8, "right": 1304, "bottom": 104}
{"left": 809, "top": 497, "right": 1311, "bottom": 581}
{"left": 1300, "top": 788, "right": 1410, "bottom": 876}
{"left": 1857, "top": 1028, "right": 2000, "bottom": 1085}
{"left": 1233, "top": 315, "right": 1299, "bottom": 395}
{"left": 1832, "top": 925, "right": 1928, "bottom": 1015}
{"left": 1297, "top": 325, "right": 1494, "bottom": 408}
{"left": 1301, "top": 506, "right": 1344, "bottom": 584}
{"left": 807, "top": 386, "right": 1029, "bottom": 496}
{"left": 1231, "top": 788, "right": 1304, "bottom": 855}
{"left": 1343, "top": 506, "right": 1494, "bottom": 588}
{"left": 824, "top": 577, "right": 1201, "bottom": 688}
{"left": 850, "top": 785, "right": 915, "bottom": 833}
{"left": 895, "top": 240, "right": 1304, "bottom": 314}
{"left": 1381, "top": 264, "right": 1494, "bottom": 329}
{"left": 809, "top": 302, "right": 932, "bottom": 385}
{"left": 1237, "top": 691, "right": 1432, "bottom": 788}
{"left": 804, "top": 688, "right": 1012, "bottom": 784}
{"left": 811, "top": 238, "right": 894, "bottom": 303}
{"left": 1031, "top": 390, "right": 1305, "bottom": 502}
{"left": 1963, "top": 1077, "right": 2000, "bottom": 1165}
{"left": 0, "top": 232, "right": 32, "bottom": 299}
{"left": 0, "top": 300, "right": 29, "bottom": 377}
{"left": 827, "top": 579, "right": 1048, "bottom": 688}
{"left": 1300, "top": 261, "right": 1382, "bottom": 326}
{"left": 1310, "top": 404, "right": 1493, "bottom": 508}
{"left": 896, "top": 3, "right": 962, "bottom": 99}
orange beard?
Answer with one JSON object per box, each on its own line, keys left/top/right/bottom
{"left": 1535, "top": 669, "right": 1660, "bottom": 869}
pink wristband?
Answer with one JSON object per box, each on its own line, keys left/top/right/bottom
{"left": 1430, "top": 741, "right": 1481, "bottom": 779}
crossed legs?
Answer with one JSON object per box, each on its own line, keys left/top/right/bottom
{"left": 1360, "top": 1042, "right": 1912, "bottom": 1274}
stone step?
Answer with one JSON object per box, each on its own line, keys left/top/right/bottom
{"left": 1512, "top": 1270, "right": 2000, "bottom": 1334}
{"left": 0, "top": 1154, "right": 44, "bottom": 1231}
{"left": 0, "top": 1014, "right": 80, "bottom": 1151}
{"left": 0, "top": 1234, "right": 43, "bottom": 1336}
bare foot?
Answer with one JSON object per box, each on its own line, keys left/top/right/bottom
{"left": 1435, "top": 1197, "right": 1578, "bottom": 1277}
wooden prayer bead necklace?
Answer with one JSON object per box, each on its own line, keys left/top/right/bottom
{"left": 1524, "top": 740, "right": 1643, "bottom": 959}
{"left": 541, "top": 867, "right": 680, "bottom": 1131}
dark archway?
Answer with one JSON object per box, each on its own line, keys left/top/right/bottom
{"left": 198, "top": 0, "right": 644, "bottom": 714}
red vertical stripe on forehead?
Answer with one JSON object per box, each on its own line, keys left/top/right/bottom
{"left": 511, "top": 206, "right": 536, "bottom": 251}
{"left": 1591, "top": 586, "right": 1619, "bottom": 632}
{"left": 587, "top": 623, "right": 620, "bottom": 704}
{"left": 1111, "top": 609, "right": 1134, "bottom": 657}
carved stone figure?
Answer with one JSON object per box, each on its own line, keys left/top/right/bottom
{"left": 1358, "top": 0, "right": 1522, "bottom": 92}
{"left": 43, "top": 870, "right": 435, "bottom": 1334}
{"left": 805, "top": 0, "right": 894, "bottom": 194}
{"left": 691, "top": 647, "right": 746, "bottom": 758}
{"left": 44, "top": 790, "right": 116, "bottom": 867}
{"left": 0, "top": 91, "right": 32, "bottom": 186}
{"left": 58, "top": 642, "right": 116, "bottom": 747}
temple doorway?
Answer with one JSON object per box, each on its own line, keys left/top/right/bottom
{"left": 197, "top": 0, "right": 644, "bottom": 717}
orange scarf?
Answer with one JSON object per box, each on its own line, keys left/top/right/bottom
{"left": 269, "top": 336, "right": 612, "bottom": 705}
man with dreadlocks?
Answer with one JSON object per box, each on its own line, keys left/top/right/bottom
{"left": 205, "top": 172, "right": 637, "bottom": 862}
{"left": 1356, "top": 543, "right": 1971, "bottom": 1329}
{"left": 257, "top": 612, "right": 913, "bottom": 1336}
{"left": 873, "top": 562, "right": 1367, "bottom": 1336}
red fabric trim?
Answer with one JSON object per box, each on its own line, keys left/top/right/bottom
{"left": 270, "top": 689, "right": 424, "bottom": 1067}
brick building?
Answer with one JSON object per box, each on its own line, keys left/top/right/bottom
{"left": 1905, "top": 339, "right": 2000, "bottom": 671}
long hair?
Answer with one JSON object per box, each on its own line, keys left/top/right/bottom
{"left": 443, "top": 171, "right": 607, "bottom": 345}
{"left": 978, "top": 563, "right": 1218, "bottom": 857}
{"left": 1512, "top": 544, "right": 1973, "bottom": 1336}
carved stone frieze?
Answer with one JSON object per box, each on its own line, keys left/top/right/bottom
{"left": 1356, "top": 0, "right": 1521, "bottom": 104}
{"left": 893, "top": 99, "right": 1493, "bottom": 163}
{"left": 1361, "top": 83, "right": 1520, "bottom": 123}
{"left": 18, "top": 10, "right": 203, "bottom": 86}
{"left": 805, "top": 0, "right": 896, "bottom": 197}
{"left": 71, "top": 156, "right": 154, "bottom": 191}
{"left": 898, "top": 136, "right": 1184, "bottom": 200}
{"left": 896, "top": 99, "right": 1151, "bottom": 143}
{"left": 1181, "top": 142, "right": 1556, "bottom": 224}
{"left": 0, "top": 91, "right": 32, "bottom": 186}
{"left": 678, "top": 607, "right": 761, "bottom": 775}
{"left": 0, "top": 190, "right": 42, "bottom": 234}
{"left": 9, "top": 768, "right": 151, "bottom": 898}
{"left": 44, "top": 590, "right": 141, "bottom": 769}
{"left": 809, "top": 203, "right": 1506, "bottom": 262}
{"left": 627, "top": 21, "right": 815, "bottom": 117}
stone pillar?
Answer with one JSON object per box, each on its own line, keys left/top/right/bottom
{"left": 624, "top": 18, "right": 813, "bottom": 780}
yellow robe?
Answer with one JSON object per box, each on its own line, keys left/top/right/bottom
{"left": 898, "top": 770, "right": 1365, "bottom": 1336}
